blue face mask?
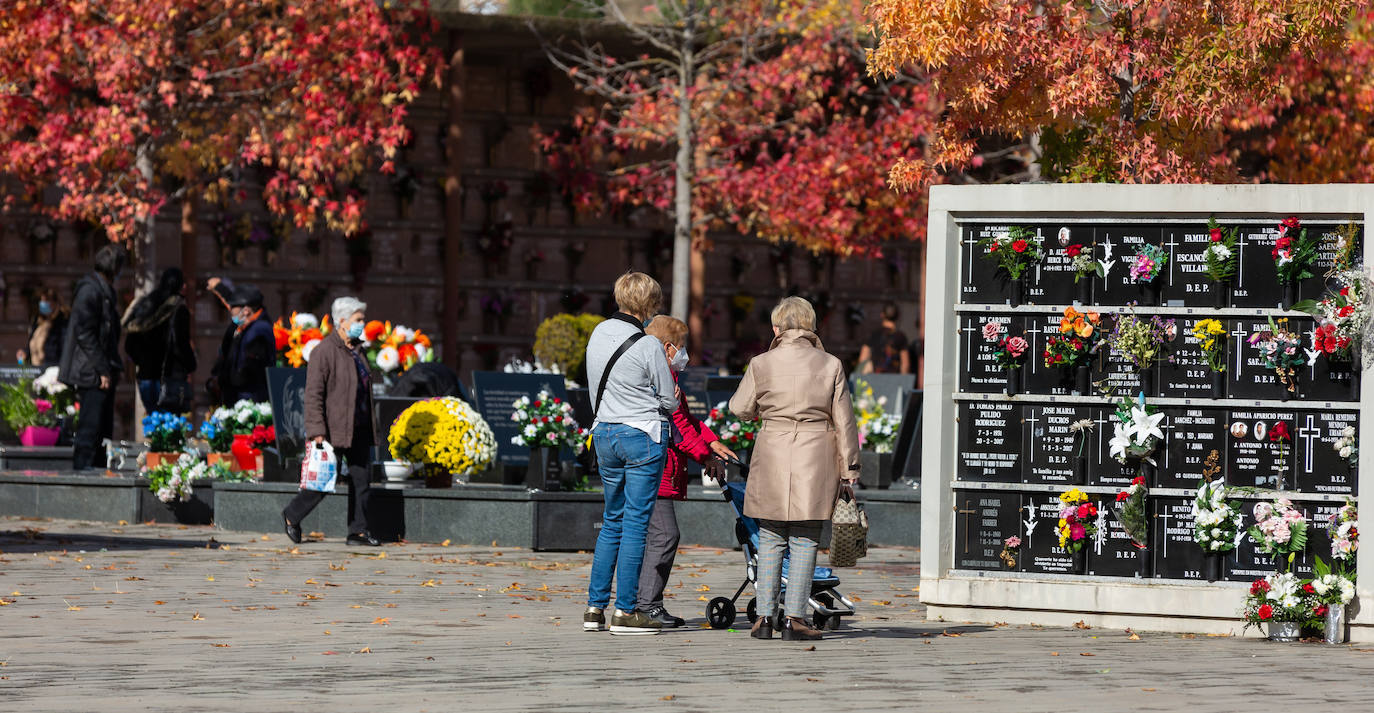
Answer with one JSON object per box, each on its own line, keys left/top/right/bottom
{"left": 231, "top": 314, "right": 245, "bottom": 326}
{"left": 38, "top": 301, "right": 52, "bottom": 316}
{"left": 347, "top": 322, "right": 365, "bottom": 340}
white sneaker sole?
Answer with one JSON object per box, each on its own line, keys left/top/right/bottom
{"left": 583, "top": 622, "right": 604, "bottom": 632}
{"left": 608, "top": 626, "right": 661, "bottom": 636}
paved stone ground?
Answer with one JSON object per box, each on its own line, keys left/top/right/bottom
{"left": 1, "top": 517, "right": 1372, "bottom": 712}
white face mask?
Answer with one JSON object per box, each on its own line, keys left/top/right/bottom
{"left": 669, "top": 345, "right": 689, "bottom": 372}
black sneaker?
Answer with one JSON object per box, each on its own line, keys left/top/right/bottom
{"left": 609, "top": 609, "right": 662, "bottom": 636}
{"left": 641, "top": 605, "right": 685, "bottom": 628}
{"left": 583, "top": 607, "right": 605, "bottom": 632}
{"left": 346, "top": 532, "right": 381, "bottom": 547}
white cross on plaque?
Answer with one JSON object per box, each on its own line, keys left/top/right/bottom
{"left": 1297, "top": 414, "right": 1322, "bottom": 475}
{"left": 1231, "top": 324, "right": 1249, "bottom": 374}
{"left": 962, "top": 322, "right": 978, "bottom": 371}
{"left": 1236, "top": 232, "right": 1251, "bottom": 284}
{"left": 1162, "top": 232, "right": 1181, "bottom": 284}
{"left": 1023, "top": 410, "right": 1040, "bottom": 460}
{"left": 1157, "top": 510, "right": 1172, "bottom": 557}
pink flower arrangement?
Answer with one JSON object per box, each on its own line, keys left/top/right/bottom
{"left": 982, "top": 321, "right": 1003, "bottom": 341}
{"left": 34, "top": 398, "right": 53, "bottom": 414}
{"left": 1004, "top": 535, "right": 1021, "bottom": 549}
{"left": 1005, "top": 336, "right": 1028, "bottom": 358}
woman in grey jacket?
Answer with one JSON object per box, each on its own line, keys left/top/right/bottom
{"left": 581, "top": 272, "right": 678, "bottom": 636}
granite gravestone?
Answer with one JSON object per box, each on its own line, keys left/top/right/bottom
{"left": 1233, "top": 316, "right": 1316, "bottom": 400}
{"left": 956, "top": 401, "right": 1021, "bottom": 483}
{"left": 1298, "top": 222, "right": 1363, "bottom": 305}
{"left": 953, "top": 490, "right": 1021, "bottom": 571}
{"left": 0, "top": 364, "right": 42, "bottom": 386}
{"left": 1086, "top": 404, "right": 1158, "bottom": 488}
{"left": 472, "top": 371, "right": 569, "bottom": 468}
{"left": 1023, "top": 227, "right": 1078, "bottom": 306}
{"left": 855, "top": 373, "right": 917, "bottom": 415}
{"left": 1292, "top": 410, "right": 1359, "bottom": 495}
{"left": 1165, "top": 222, "right": 1226, "bottom": 308}
{"left": 890, "top": 390, "right": 923, "bottom": 483}
{"left": 1156, "top": 317, "right": 1226, "bottom": 399}
{"left": 1230, "top": 224, "right": 1283, "bottom": 308}
{"left": 1021, "top": 312, "right": 1078, "bottom": 396}
{"left": 1020, "top": 494, "right": 1077, "bottom": 574}
{"left": 1097, "top": 341, "right": 1152, "bottom": 397}
{"left": 1306, "top": 501, "right": 1346, "bottom": 574}
{"left": 1096, "top": 224, "right": 1164, "bottom": 306}
{"left": 375, "top": 397, "right": 424, "bottom": 460}
{"left": 960, "top": 224, "right": 1020, "bottom": 305}
{"left": 1225, "top": 408, "right": 1296, "bottom": 490}
{"left": 1160, "top": 408, "right": 1228, "bottom": 489}
{"left": 958, "top": 314, "right": 1021, "bottom": 394}
{"left": 1225, "top": 501, "right": 1318, "bottom": 580}
{"left": 1023, "top": 404, "right": 1090, "bottom": 485}
{"left": 677, "top": 366, "right": 716, "bottom": 418}
{"left": 1088, "top": 495, "right": 1147, "bottom": 578}
{"left": 266, "top": 367, "right": 308, "bottom": 458}
{"left": 704, "top": 375, "right": 744, "bottom": 414}
{"left": 1150, "top": 497, "right": 1205, "bottom": 581}
{"left": 1301, "top": 351, "right": 1358, "bottom": 402}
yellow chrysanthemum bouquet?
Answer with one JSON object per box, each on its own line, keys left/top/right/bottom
{"left": 388, "top": 397, "right": 498, "bottom": 478}
{"left": 1190, "top": 318, "right": 1227, "bottom": 373}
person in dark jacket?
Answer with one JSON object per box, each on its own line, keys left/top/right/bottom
{"left": 17, "top": 287, "right": 69, "bottom": 368}
{"left": 123, "top": 268, "right": 196, "bottom": 413}
{"left": 208, "top": 283, "right": 273, "bottom": 406}
{"left": 282, "top": 296, "right": 380, "bottom": 547}
{"left": 59, "top": 245, "right": 127, "bottom": 470}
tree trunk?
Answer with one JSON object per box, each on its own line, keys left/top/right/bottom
{"left": 180, "top": 197, "right": 198, "bottom": 413}
{"left": 442, "top": 31, "right": 466, "bottom": 373}
{"left": 134, "top": 145, "right": 156, "bottom": 437}
{"left": 688, "top": 241, "right": 705, "bottom": 361}
{"left": 669, "top": 3, "right": 696, "bottom": 323}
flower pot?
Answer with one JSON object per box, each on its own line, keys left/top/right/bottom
{"left": 1210, "top": 370, "right": 1226, "bottom": 399}
{"left": 1145, "top": 281, "right": 1163, "bottom": 307}
{"left": 1267, "top": 620, "right": 1300, "bottom": 642}
{"left": 1073, "top": 365, "right": 1091, "bottom": 396}
{"left": 18, "top": 425, "right": 60, "bottom": 447}
{"left": 859, "top": 450, "right": 895, "bottom": 489}
{"left": 1212, "top": 282, "right": 1228, "bottom": 309}
{"left": 1076, "top": 277, "right": 1091, "bottom": 306}
{"left": 424, "top": 464, "right": 453, "bottom": 489}
{"left": 1071, "top": 549, "right": 1086, "bottom": 575}
{"left": 230, "top": 433, "right": 261, "bottom": 474}
{"left": 1351, "top": 367, "right": 1362, "bottom": 402}
{"left": 205, "top": 452, "right": 234, "bottom": 469}
{"left": 145, "top": 451, "right": 179, "bottom": 469}
{"left": 1139, "top": 369, "right": 1155, "bottom": 397}
{"left": 525, "top": 447, "right": 563, "bottom": 492}
{"left": 1073, "top": 451, "right": 1088, "bottom": 485}
{"left": 1135, "top": 546, "right": 1152, "bottom": 579}
{"left": 1281, "top": 283, "right": 1298, "bottom": 311}
{"left": 382, "top": 461, "right": 415, "bottom": 483}
{"left": 1005, "top": 369, "right": 1020, "bottom": 397}
{"left": 1204, "top": 553, "right": 1222, "bottom": 583}
{"left": 1007, "top": 277, "right": 1022, "bottom": 307}
{"left": 1325, "top": 606, "right": 1348, "bottom": 644}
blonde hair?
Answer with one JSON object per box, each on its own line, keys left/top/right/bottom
{"left": 646, "top": 315, "right": 688, "bottom": 348}
{"left": 614, "top": 271, "right": 663, "bottom": 318}
{"left": 771, "top": 296, "right": 816, "bottom": 332}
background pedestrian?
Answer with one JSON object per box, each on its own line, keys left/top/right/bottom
{"left": 17, "top": 287, "right": 68, "bottom": 368}
{"left": 59, "top": 244, "right": 127, "bottom": 471}
{"left": 123, "top": 267, "right": 196, "bottom": 413}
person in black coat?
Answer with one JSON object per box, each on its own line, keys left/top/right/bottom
{"left": 207, "top": 282, "right": 274, "bottom": 406}
{"left": 123, "top": 268, "right": 197, "bottom": 413}
{"left": 59, "top": 245, "right": 127, "bottom": 470}
{"left": 17, "top": 287, "right": 69, "bottom": 368}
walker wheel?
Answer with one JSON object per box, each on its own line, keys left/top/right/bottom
{"left": 745, "top": 597, "right": 758, "bottom": 624}
{"left": 706, "top": 597, "right": 736, "bottom": 629}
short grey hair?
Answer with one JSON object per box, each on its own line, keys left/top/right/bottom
{"left": 771, "top": 296, "right": 816, "bottom": 332}
{"left": 331, "top": 296, "right": 367, "bottom": 325}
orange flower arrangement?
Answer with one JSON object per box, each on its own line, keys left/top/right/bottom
{"left": 1059, "top": 306, "right": 1101, "bottom": 339}
{"left": 271, "top": 312, "right": 332, "bottom": 368}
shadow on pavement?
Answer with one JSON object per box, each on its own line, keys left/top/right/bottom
{"left": 0, "top": 529, "right": 223, "bottom": 553}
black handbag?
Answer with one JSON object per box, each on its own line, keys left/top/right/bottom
{"left": 154, "top": 310, "right": 192, "bottom": 413}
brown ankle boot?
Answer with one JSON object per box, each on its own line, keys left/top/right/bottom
{"left": 750, "top": 615, "right": 774, "bottom": 639}
{"left": 781, "top": 616, "right": 822, "bottom": 641}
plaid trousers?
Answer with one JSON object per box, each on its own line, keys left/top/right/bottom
{"left": 754, "top": 519, "right": 823, "bottom": 620}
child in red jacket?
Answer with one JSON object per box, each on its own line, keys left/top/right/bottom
{"left": 637, "top": 316, "right": 736, "bottom": 627}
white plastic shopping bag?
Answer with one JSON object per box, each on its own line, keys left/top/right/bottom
{"left": 300, "top": 441, "right": 338, "bottom": 493}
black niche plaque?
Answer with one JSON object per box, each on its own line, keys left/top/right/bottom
{"left": 1086, "top": 405, "right": 1143, "bottom": 488}
{"left": 1160, "top": 408, "right": 1228, "bottom": 489}
{"left": 1299, "top": 223, "right": 1363, "bottom": 304}
{"left": 1302, "top": 352, "right": 1357, "bottom": 402}
{"left": 1099, "top": 344, "right": 1152, "bottom": 397}
{"left": 1305, "top": 502, "right": 1345, "bottom": 575}
{"left": 1231, "top": 225, "right": 1284, "bottom": 308}
{"left": 1157, "top": 317, "right": 1227, "bottom": 399}
{"left": 1293, "top": 410, "right": 1359, "bottom": 495}
{"left": 960, "top": 224, "right": 1019, "bottom": 305}
{"left": 1024, "top": 226, "right": 1077, "bottom": 306}
{"left": 1165, "top": 223, "right": 1225, "bottom": 308}
{"left": 1097, "top": 225, "right": 1164, "bottom": 305}
{"left": 956, "top": 401, "right": 1022, "bottom": 483}
{"left": 1021, "top": 494, "right": 1076, "bottom": 574}
{"left": 1232, "top": 317, "right": 1314, "bottom": 400}
{"left": 1225, "top": 500, "right": 1316, "bottom": 580}
{"left": 1151, "top": 497, "right": 1205, "bottom": 581}
{"left": 1023, "top": 404, "right": 1090, "bottom": 485}
{"left": 958, "top": 314, "right": 1022, "bottom": 394}
{"left": 1088, "top": 495, "right": 1146, "bottom": 577}
{"left": 1225, "top": 408, "right": 1296, "bottom": 490}
{"left": 1021, "top": 312, "right": 1078, "bottom": 396}
{"left": 953, "top": 491, "right": 1022, "bottom": 571}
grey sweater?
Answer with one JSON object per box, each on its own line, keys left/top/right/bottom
{"left": 585, "top": 315, "right": 677, "bottom": 426}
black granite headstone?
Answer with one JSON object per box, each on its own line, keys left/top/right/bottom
{"left": 1021, "top": 494, "right": 1077, "bottom": 574}
{"left": 1160, "top": 408, "right": 1228, "bottom": 489}
{"left": 0, "top": 364, "right": 42, "bottom": 386}
{"left": 956, "top": 401, "right": 1021, "bottom": 483}
{"left": 266, "top": 367, "right": 308, "bottom": 457}
{"left": 1021, "top": 312, "right": 1079, "bottom": 396}
{"left": 1096, "top": 225, "right": 1164, "bottom": 306}
{"left": 1299, "top": 223, "right": 1363, "bottom": 303}
{"left": 472, "top": 371, "right": 570, "bottom": 467}
{"left": 960, "top": 224, "right": 1020, "bottom": 305}
{"left": 1157, "top": 317, "right": 1226, "bottom": 399}
{"left": 891, "top": 390, "right": 923, "bottom": 483}
{"left": 1086, "top": 404, "right": 1159, "bottom": 488}
{"left": 1224, "top": 500, "right": 1317, "bottom": 580}
{"left": 678, "top": 366, "right": 716, "bottom": 417}
{"left": 958, "top": 314, "right": 1022, "bottom": 394}
{"left": 1164, "top": 222, "right": 1225, "bottom": 308}
{"left": 1231, "top": 317, "right": 1314, "bottom": 400}
{"left": 1023, "top": 404, "right": 1090, "bottom": 485}
{"left": 374, "top": 396, "right": 424, "bottom": 460}
{"left": 1225, "top": 408, "right": 1296, "bottom": 489}
{"left": 1024, "top": 227, "right": 1077, "bottom": 306}
{"left": 1088, "top": 495, "right": 1147, "bottom": 577}
{"left": 953, "top": 490, "right": 1021, "bottom": 571}
{"left": 1301, "top": 352, "right": 1357, "bottom": 402}
{"left": 1292, "top": 409, "right": 1359, "bottom": 495}
{"left": 1151, "top": 497, "right": 1205, "bottom": 580}
{"left": 1097, "top": 342, "right": 1152, "bottom": 398}
{"left": 1230, "top": 225, "right": 1283, "bottom": 308}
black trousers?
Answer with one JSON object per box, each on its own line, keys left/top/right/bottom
{"left": 72, "top": 385, "right": 115, "bottom": 470}
{"left": 282, "top": 443, "right": 372, "bottom": 535}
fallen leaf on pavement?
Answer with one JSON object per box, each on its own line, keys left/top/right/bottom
{"left": 373, "top": 617, "right": 391, "bottom": 626}
{"left": 804, "top": 646, "right": 816, "bottom": 652}
{"left": 212, "top": 644, "right": 230, "bottom": 648}
{"left": 441, "top": 539, "right": 451, "bottom": 547}
{"left": 192, "top": 613, "right": 204, "bottom": 620}
{"left": 421, "top": 579, "right": 437, "bottom": 587}
{"left": 321, "top": 651, "right": 339, "bottom": 655}
{"left": 1050, "top": 652, "right": 1059, "bottom": 656}
{"left": 358, "top": 647, "right": 371, "bottom": 654}
{"left": 660, "top": 696, "right": 675, "bottom": 701}
{"left": 1074, "top": 621, "right": 1090, "bottom": 630}
{"left": 1079, "top": 653, "right": 1095, "bottom": 657}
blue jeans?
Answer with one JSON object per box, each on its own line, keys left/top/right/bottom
{"left": 587, "top": 422, "right": 667, "bottom": 613}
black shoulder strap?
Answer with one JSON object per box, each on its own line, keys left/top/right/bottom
{"left": 594, "top": 332, "right": 645, "bottom": 418}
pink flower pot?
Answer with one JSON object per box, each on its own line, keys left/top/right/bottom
{"left": 19, "top": 425, "right": 60, "bottom": 447}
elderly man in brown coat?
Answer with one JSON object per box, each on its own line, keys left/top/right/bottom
{"left": 729, "top": 296, "right": 861, "bottom": 641}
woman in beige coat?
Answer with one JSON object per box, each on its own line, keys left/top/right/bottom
{"left": 729, "top": 296, "right": 860, "bottom": 641}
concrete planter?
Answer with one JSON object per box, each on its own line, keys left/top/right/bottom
{"left": 860, "top": 451, "right": 894, "bottom": 489}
